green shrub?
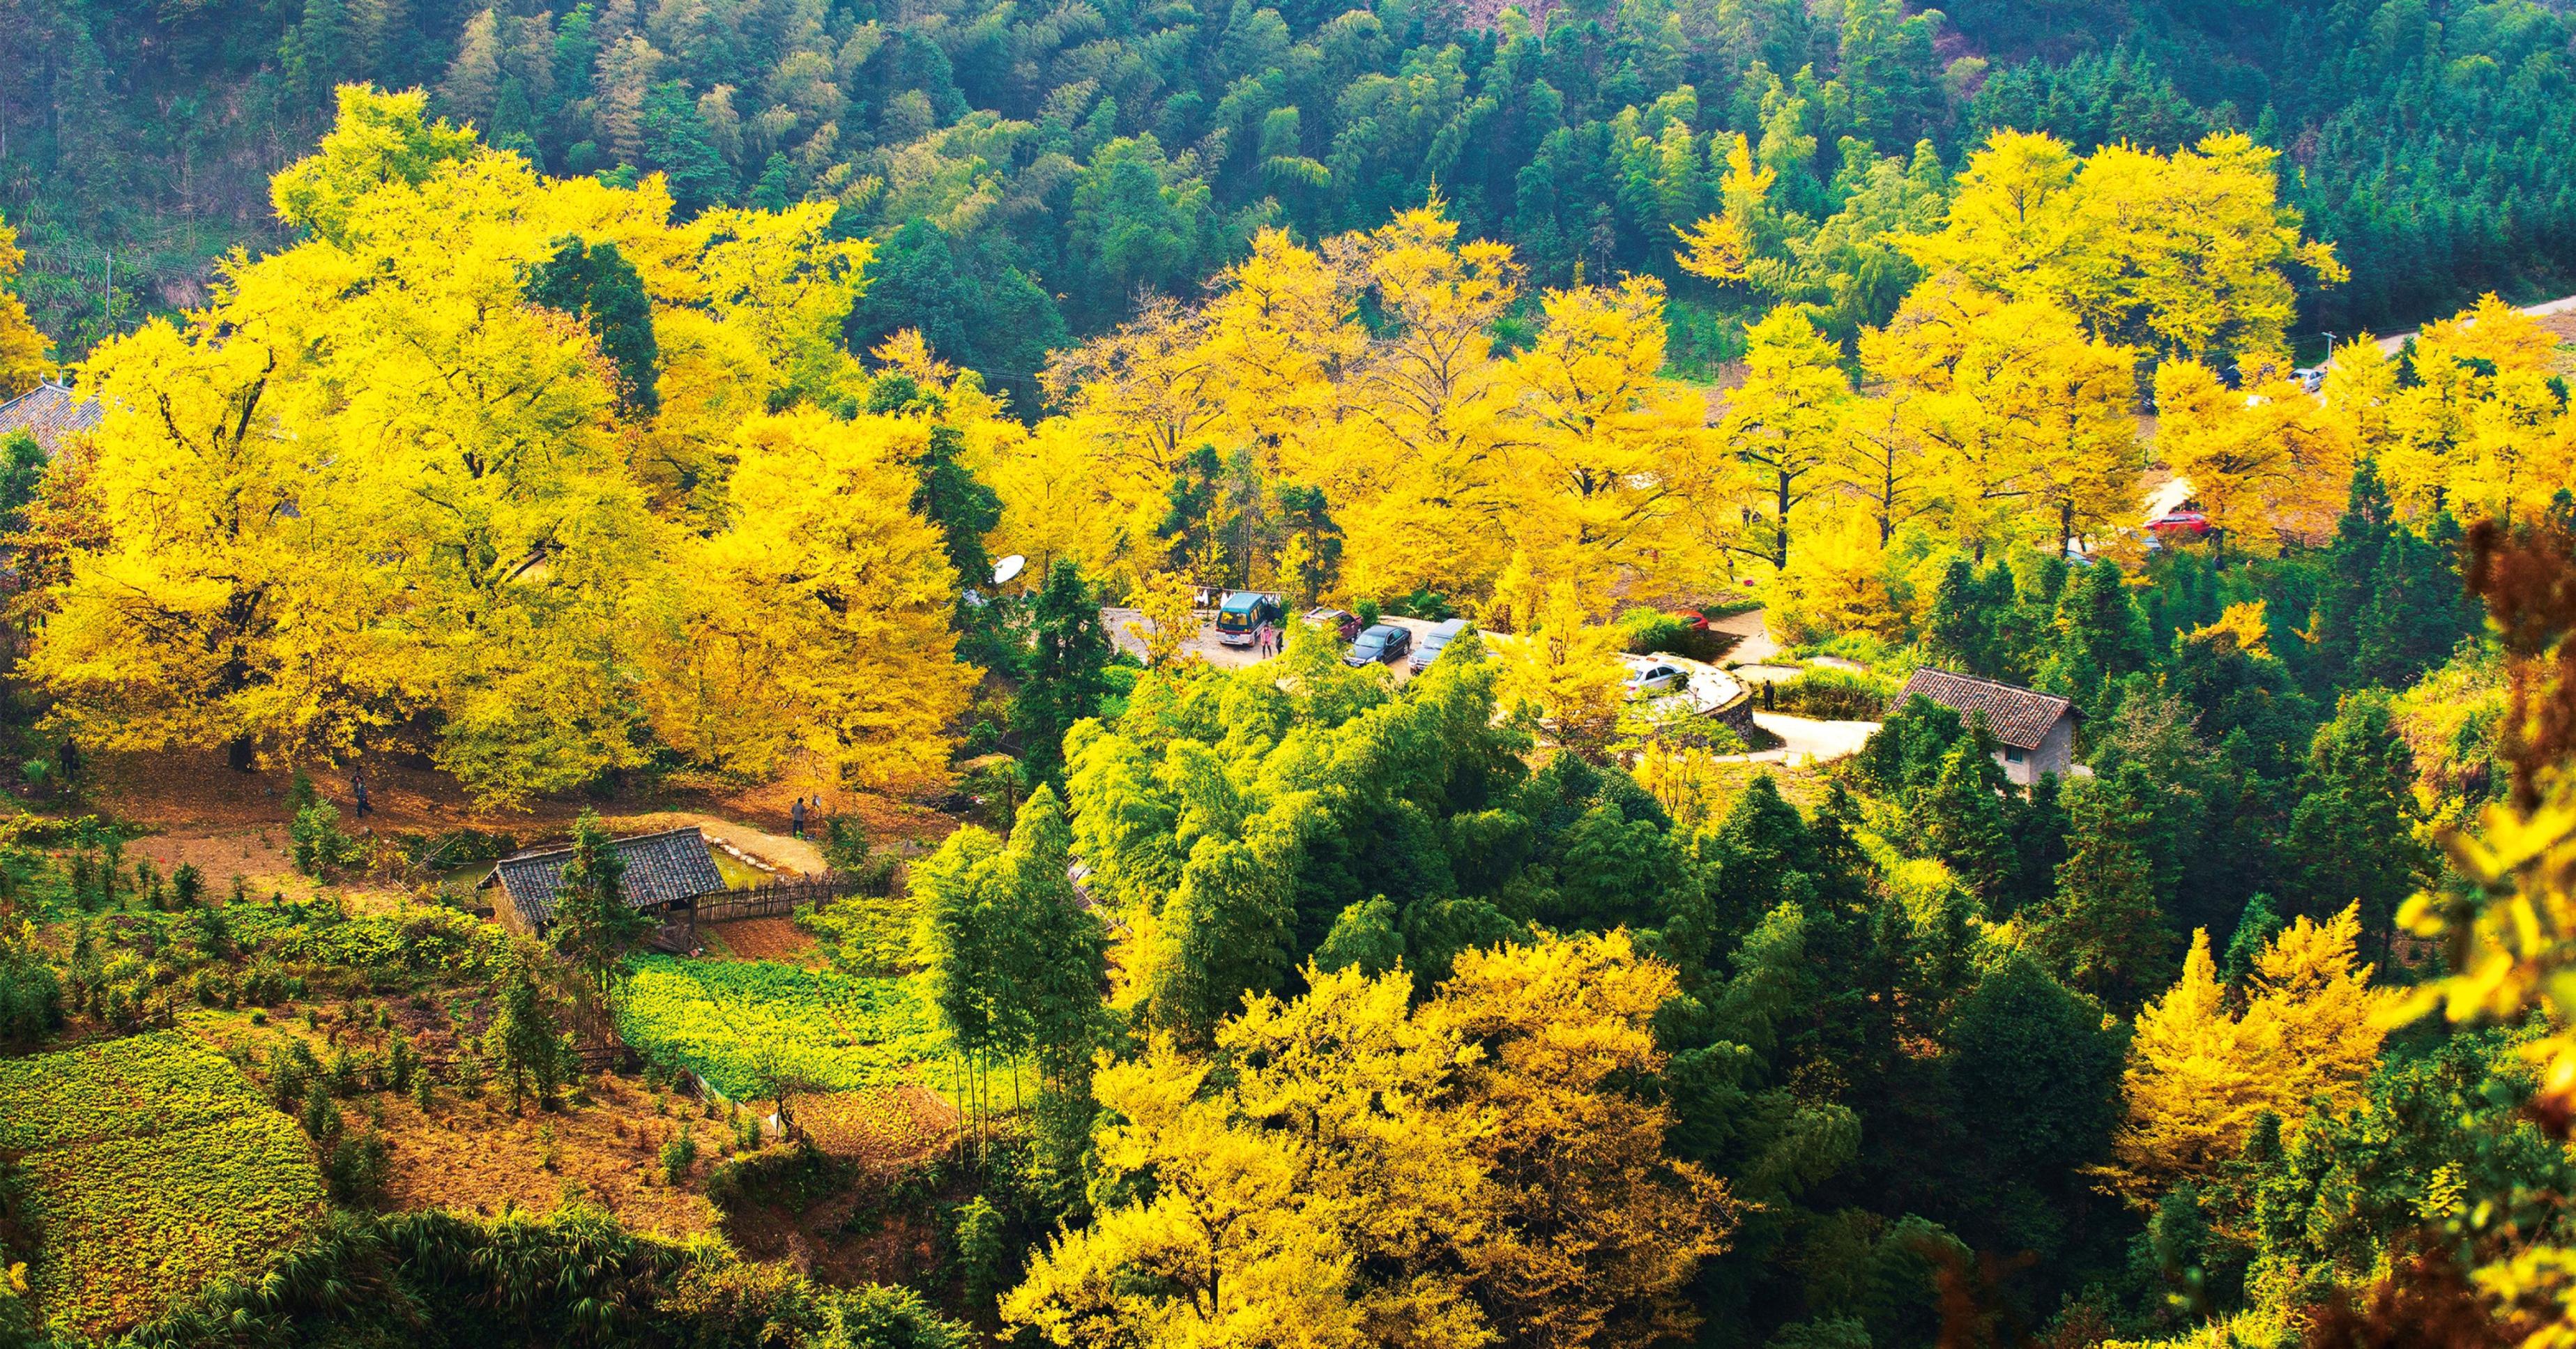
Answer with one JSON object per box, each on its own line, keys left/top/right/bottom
{"left": 290, "top": 802, "right": 367, "bottom": 878}
{"left": 172, "top": 862, "right": 204, "bottom": 907}
{"left": 1389, "top": 588, "right": 1456, "bottom": 620}
{"left": 301, "top": 1077, "right": 342, "bottom": 1141}
{"left": 818, "top": 817, "right": 902, "bottom": 895}
{"left": 661, "top": 1124, "right": 698, "bottom": 1184}
{"left": 1616, "top": 607, "right": 1690, "bottom": 655}
{"left": 1772, "top": 667, "right": 1898, "bottom": 720}
{"left": 705, "top": 1137, "right": 846, "bottom": 1212}
{"left": 271, "top": 1040, "right": 320, "bottom": 1111}
{"left": 326, "top": 1132, "right": 391, "bottom": 1207}
{"left": 392, "top": 828, "right": 519, "bottom": 874}
{"left": 959, "top": 759, "right": 1021, "bottom": 832}
{"left": 954, "top": 1194, "right": 1012, "bottom": 1305}
{"left": 0, "top": 948, "right": 62, "bottom": 1045}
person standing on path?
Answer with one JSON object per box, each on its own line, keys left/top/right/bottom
{"left": 791, "top": 795, "right": 807, "bottom": 839}
{"left": 352, "top": 768, "right": 372, "bottom": 818}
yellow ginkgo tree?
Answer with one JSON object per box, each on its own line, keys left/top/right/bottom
{"left": 26, "top": 86, "right": 972, "bottom": 805}
{"left": 2103, "top": 905, "right": 2391, "bottom": 1201}
{"left": 1005, "top": 935, "right": 1735, "bottom": 1349}
{"left": 0, "top": 209, "right": 52, "bottom": 398}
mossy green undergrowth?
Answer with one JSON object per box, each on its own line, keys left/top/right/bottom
{"left": 0, "top": 1030, "right": 323, "bottom": 1335}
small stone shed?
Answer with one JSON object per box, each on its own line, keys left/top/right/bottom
{"left": 482, "top": 825, "right": 726, "bottom": 951}
{"left": 1896, "top": 668, "right": 2079, "bottom": 787}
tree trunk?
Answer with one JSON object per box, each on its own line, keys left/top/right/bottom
{"left": 1772, "top": 470, "right": 1792, "bottom": 572}
{"left": 227, "top": 735, "right": 256, "bottom": 772}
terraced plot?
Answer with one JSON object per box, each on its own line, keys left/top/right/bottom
{"left": 0, "top": 1030, "right": 325, "bottom": 1335}
{"left": 613, "top": 957, "right": 947, "bottom": 1100}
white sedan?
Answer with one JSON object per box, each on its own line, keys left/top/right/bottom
{"left": 1623, "top": 662, "right": 1686, "bottom": 698}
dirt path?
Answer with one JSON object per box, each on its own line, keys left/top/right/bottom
{"left": 612, "top": 811, "right": 825, "bottom": 876}
{"left": 1722, "top": 711, "right": 1881, "bottom": 767}
{"left": 1709, "top": 607, "right": 1783, "bottom": 666}
{"left": 2340, "top": 292, "right": 2576, "bottom": 360}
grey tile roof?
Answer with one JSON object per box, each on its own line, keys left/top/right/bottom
{"left": 484, "top": 825, "right": 726, "bottom": 927}
{"left": 1897, "top": 668, "right": 2075, "bottom": 750}
{"left": 0, "top": 382, "right": 102, "bottom": 457}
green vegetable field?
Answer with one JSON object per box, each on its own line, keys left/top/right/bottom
{"left": 0, "top": 1030, "right": 325, "bottom": 1334}
{"left": 613, "top": 957, "right": 947, "bottom": 1100}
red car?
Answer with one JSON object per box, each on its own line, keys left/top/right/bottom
{"left": 1668, "top": 609, "right": 1712, "bottom": 632}
{"left": 2149, "top": 510, "right": 2211, "bottom": 540}
{"left": 1307, "top": 607, "right": 1362, "bottom": 641}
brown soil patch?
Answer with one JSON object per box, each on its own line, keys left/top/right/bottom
{"left": 701, "top": 917, "right": 816, "bottom": 963}
{"left": 369, "top": 1074, "right": 729, "bottom": 1239}
{"left": 184, "top": 1007, "right": 734, "bottom": 1239}
{"left": 76, "top": 747, "right": 953, "bottom": 864}
{"left": 123, "top": 828, "right": 307, "bottom": 899}
{"left": 801, "top": 1087, "right": 959, "bottom": 1171}
{"left": 720, "top": 1088, "right": 962, "bottom": 1287}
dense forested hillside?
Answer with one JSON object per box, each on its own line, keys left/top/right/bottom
{"left": 6, "top": 0, "right": 2575, "bottom": 374}
{"left": 13, "top": 1, "right": 2576, "bottom": 1346}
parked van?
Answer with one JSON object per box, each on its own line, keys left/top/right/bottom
{"left": 1409, "top": 618, "right": 1469, "bottom": 672}
{"left": 1213, "top": 590, "right": 1283, "bottom": 646}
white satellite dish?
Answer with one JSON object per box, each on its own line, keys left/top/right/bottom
{"left": 993, "top": 554, "right": 1027, "bottom": 586}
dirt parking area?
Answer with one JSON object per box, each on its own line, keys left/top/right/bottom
{"left": 1105, "top": 607, "right": 1443, "bottom": 683}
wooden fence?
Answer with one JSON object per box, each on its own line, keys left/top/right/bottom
{"left": 689, "top": 872, "right": 876, "bottom": 928}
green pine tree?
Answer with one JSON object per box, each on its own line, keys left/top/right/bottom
{"left": 911, "top": 424, "right": 1003, "bottom": 590}
{"left": 1924, "top": 558, "right": 1995, "bottom": 676}
{"left": 1919, "top": 729, "right": 2018, "bottom": 902}
{"left": 548, "top": 809, "right": 652, "bottom": 1007}
{"left": 2280, "top": 689, "right": 2432, "bottom": 948}
{"left": 638, "top": 81, "right": 735, "bottom": 216}
{"left": 488, "top": 962, "right": 567, "bottom": 1112}
{"left": 527, "top": 237, "right": 660, "bottom": 414}
{"left": 1010, "top": 561, "right": 1114, "bottom": 786}
{"left": 2029, "top": 761, "right": 2176, "bottom": 1010}
{"left": 2035, "top": 560, "right": 2151, "bottom": 715}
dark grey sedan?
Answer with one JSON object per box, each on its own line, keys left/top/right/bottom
{"left": 1345, "top": 624, "right": 1412, "bottom": 666}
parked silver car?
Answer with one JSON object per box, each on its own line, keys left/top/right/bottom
{"left": 1408, "top": 618, "right": 1468, "bottom": 672}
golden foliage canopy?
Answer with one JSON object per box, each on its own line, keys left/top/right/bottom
{"left": 24, "top": 87, "right": 968, "bottom": 804}
{"left": 2105, "top": 906, "right": 2390, "bottom": 1201}
{"left": 1004, "top": 206, "right": 1729, "bottom": 621}
{"left": 0, "top": 209, "right": 52, "bottom": 398}
{"left": 1003, "top": 933, "right": 1735, "bottom": 1349}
